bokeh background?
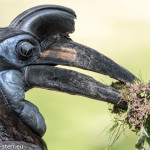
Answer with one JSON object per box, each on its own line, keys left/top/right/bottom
{"left": 1, "top": 0, "right": 150, "bottom": 150}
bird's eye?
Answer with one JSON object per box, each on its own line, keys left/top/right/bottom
{"left": 17, "top": 41, "right": 35, "bottom": 59}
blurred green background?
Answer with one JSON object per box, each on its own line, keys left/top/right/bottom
{"left": 1, "top": 0, "right": 150, "bottom": 150}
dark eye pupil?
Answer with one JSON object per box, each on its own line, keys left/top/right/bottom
{"left": 18, "top": 42, "right": 35, "bottom": 58}
{"left": 20, "top": 47, "right": 33, "bottom": 56}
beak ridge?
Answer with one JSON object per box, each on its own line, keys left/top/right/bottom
{"left": 37, "top": 40, "right": 136, "bottom": 84}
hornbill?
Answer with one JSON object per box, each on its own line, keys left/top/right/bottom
{"left": 0, "top": 5, "right": 136, "bottom": 150}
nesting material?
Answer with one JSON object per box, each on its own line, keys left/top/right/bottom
{"left": 109, "top": 81, "right": 150, "bottom": 150}
{"left": 119, "top": 82, "right": 150, "bottom": 130}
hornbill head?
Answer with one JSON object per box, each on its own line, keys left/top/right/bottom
{"left": 0, "top": 5, "right": 136, "bottom": 148}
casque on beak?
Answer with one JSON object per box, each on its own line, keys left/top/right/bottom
{"left": 10, "top": 5, "right": 136, "bottom": 109}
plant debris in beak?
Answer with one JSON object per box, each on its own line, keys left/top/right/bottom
{"left": 108, "top": 81, "right": 150, "bottom": 149}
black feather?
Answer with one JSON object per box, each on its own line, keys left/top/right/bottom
{"left": 0, "top": 86, "right": 47, "bottom": 150}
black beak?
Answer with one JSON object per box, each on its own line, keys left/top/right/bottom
{"left": 23, "top": 38, "right": 135, "bottom": 109}
{"left": 36, "top": 39, "right": 135, "bottom": 84}
{"left": 10, "top": 5, "right": 136, "bottom": 108}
